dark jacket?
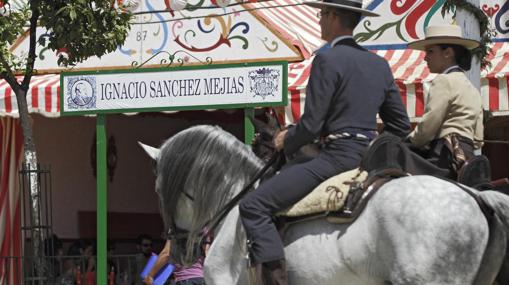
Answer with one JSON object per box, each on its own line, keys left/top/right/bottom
{"left": 284, "top": 38, "right": 411, "bottom": 155}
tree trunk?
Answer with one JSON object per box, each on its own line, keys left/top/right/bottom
{"left": 456, "top": 0, "right": 481, "bottom": 157}
{"left": 15, "top": 88, "right": 45, "bottom": 283}
{"left": 456, "top": 0, "right": 481, "bottom": 90}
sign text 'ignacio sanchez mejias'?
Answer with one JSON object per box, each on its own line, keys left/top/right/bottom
{"left": 101, "top": 76, "right": 244, "bottom": 100}
{"left": 60, "top": 62, "right": 287, "bottom": 115}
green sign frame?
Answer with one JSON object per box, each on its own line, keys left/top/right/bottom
{"left": 60, "top": 61, "right": 288, "bottom": 116}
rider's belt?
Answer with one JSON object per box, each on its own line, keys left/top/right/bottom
{"left": 323, "top": 131, "right": 376, "bottom": 143}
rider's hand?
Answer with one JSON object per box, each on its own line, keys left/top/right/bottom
{"left": 273, "top": 129, "right": 288, "bottom": 151}
{"left": 143, "top": 275, "right": 154, "bottom": 285}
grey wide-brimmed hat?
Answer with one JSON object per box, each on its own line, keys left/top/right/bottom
{"left": 408, "top": 25, "right": 480, "bottom": 50}
{"left": 304, "top": 0, "right": 379, "bottom": 17}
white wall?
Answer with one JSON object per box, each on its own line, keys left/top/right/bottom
{"left": 32, "top": 110, "right": 243, "bottom": 239}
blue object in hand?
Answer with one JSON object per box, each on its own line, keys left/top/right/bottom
{"left": 140, "top": 253, "right": 175, "bottom": 285}
{"left": 153, "top": 263, "right": 175, "bottom": 285}
{"left": 140, "top": 254, "right": 158, "bottom": 279}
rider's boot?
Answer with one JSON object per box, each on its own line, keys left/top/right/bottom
{"left": 250, "top": 260, "right": 287, "bottom": 285}
{"left": 251, "top": 263, "right": 269, "bottom": 285}
{"left": 457, "top": 155, "right": 492, "bottom": 190}
{"left": 264, "top": 259, "right": 288, "bottom": 285}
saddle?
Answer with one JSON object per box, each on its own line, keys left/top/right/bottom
{"left": 275, "top": 167, "right": 405, "bottom": 227}
{"left": 327, "top": 168, "right": 408, "bottom": 224}
{"left": 277, "top": 168, "right": 367, "bottom": 217}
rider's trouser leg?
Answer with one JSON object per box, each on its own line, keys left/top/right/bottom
{"left": 239, "top": 139, "right": 367, "bottom": 265}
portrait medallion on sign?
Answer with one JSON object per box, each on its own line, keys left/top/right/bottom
{"left": 66, "top": 77, "right": 96, "bottom": 110}
{"left": 248, "top": 68, "right": 280, "bottom": 99}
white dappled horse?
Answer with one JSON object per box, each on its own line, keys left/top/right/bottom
{"left": 143, "top": 125, "right": 509, "bottom": 285}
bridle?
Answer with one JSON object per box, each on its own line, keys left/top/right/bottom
{"left": 165, "top": 151, "right": 282, "bottom": 245}
{"left": 166, "top": 108, "right": 284, "bottom": 248}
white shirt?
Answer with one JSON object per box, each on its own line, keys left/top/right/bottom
{"left": 330, "top": 35, "right": 354, "bottom": 47}
{"left": 443, "top": 65, "right": 462, "bottom": 74}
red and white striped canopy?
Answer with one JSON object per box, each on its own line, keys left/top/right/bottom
{"left": 2, "top": 44, "right": 509, "bottom": 121}
{"left": 285, "top": 42, "right": 509, "bottom": 123}
{"left": 1, "top": 0, "right": 509, "bottom": 121}
{"left": 245, "top": 0, "right": 509, "bottom": 122}
{"left": 0, "top": 74, "right": 60, "bottom": 118}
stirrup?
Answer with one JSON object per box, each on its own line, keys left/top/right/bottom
{"left": 328, "top": 168, "right": 407, "bottom": 223}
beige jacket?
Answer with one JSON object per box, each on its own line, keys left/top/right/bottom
{"left": 409, "top": 72, "right": 484, "bottom": 149}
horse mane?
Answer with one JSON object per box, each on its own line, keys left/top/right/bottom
{"left": 156, "top": 125, "right": 264, "bottom": 265}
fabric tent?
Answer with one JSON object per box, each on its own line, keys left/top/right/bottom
{"left": 283, "top": 42, "right": 509, "bottom": 122}
{"left": 0, "top": 1, "right": 507, "bottom": 281}
{"left": 245, "top": 0, "right": 509, "bottom": 122}
{"left": 0, "top": 117, "right": 23, "bottom": 284}
{"left": 2, "top": 1, "right": 508, "bottom": 122}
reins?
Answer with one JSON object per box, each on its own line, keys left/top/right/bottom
{"left": 200, "top": 151, "right": 281, "bottom": 235}
{"left": 475, "top": 139, "right": 509, "bottom": 145}
{"left": 167, "top": 151, "right": 282, "bottom": 242}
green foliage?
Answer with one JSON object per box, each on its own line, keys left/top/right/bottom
{"left": 0, "top": 0, "right": 132, "bottom": 76}
{"left": 38, "top": 0, "right": 132, "bottom": 66}
{"left": 0, "top": 3, "right": 30, "bottom": 74}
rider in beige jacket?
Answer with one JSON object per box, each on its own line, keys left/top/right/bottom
{"left": 410, "top": 70, "right": 484, "bottom": 149}
{"left": 407, "top": 25, "right": 484, "bottom": 175}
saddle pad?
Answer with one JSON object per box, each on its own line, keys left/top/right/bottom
{"left": 278, "top": 168, "right": 367, "bottom": 217}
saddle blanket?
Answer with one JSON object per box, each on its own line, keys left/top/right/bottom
{"left": 278, "top": 168, "right": 367, "bottom": 217}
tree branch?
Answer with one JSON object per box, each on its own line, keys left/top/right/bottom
{"left": 0, "top": 53, "right": 20, "bottom": 93}
{"left": 21, "top": 0, "right": 40, "bottom": 91}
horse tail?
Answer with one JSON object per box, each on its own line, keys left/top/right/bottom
{"left": 474, "top": 190, "right": 509, "bottom": 285}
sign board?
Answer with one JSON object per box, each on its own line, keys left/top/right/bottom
{"left": 60, "top": 61, "right": 287, "bottom": 115}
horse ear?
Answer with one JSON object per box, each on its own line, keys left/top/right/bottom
{"left": 249, "top": 116, "right": 276, "bottom": 139}
{"left": 265, "top": 111, "right": 281, "bottom": 131}
{"left": 138, "top": 141, "right": 160, "bottom": 160}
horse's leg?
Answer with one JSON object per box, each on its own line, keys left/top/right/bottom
{"left": 369, "top": 176, "right": 489, "bottom": 285}
{"left": 496, "top": 251, "right": 509, "bottom": 285}
{"left": 203, "top": 207, "right": 248, "bottom": 285}
{"left": 478, "top": 190, "right": 509, "bottom": 284}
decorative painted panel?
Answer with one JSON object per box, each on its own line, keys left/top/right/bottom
{"left": 9, "top": 0, "right": 302, "bottom": 72}
{"left": 355, "top": 0, "right": 454, "bottom": 47}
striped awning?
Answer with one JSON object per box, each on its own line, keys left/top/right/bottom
{"left": 481, "top": 41, "right": 509, "bottom": 116}
{"left": 0, "top": 74, "right": 60, "bottom": 118}
{"left": 284, "top": 51, "right": 432, "bottom": 123}
{"left": 249, "top": 0, "right": 509, "bottom": 123}
{"left": 284, "top": 42, "right": 509, "bottom": 123}
{"left": 1, "top": 43, "right": 509, "bottom": 120}
{"left": 246, "top": 0, "right": 322, "bottom": 59}
{"left": 1, "top": 0, "right": 509, "bottom": 120}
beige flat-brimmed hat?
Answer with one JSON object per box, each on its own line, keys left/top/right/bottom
{"left": 304, "top": 0, "right": 379, "bottom": 17}
{"left": 408, "top": 25, "right": 480, "bottom": 50}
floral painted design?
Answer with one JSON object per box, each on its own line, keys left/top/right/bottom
{"left": 173, "top": 13, "right": 250, "bottom": 52}
{"left": 355, "top": 0, "right": 445, "bottom": 43}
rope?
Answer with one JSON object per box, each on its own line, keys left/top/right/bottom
{"left": 476, "top": 139, "right": 509, "bottom": 145}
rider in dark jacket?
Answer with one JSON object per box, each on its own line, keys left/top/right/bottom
{"left": 239, "top": 1, "right": 411, "bottom": 284}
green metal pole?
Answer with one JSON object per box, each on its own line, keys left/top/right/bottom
{"left": 244, "top": 108, "right": 255, "bottom": 145}
{"left": 96, "top": 115, "right": 107, "bottom": 285}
